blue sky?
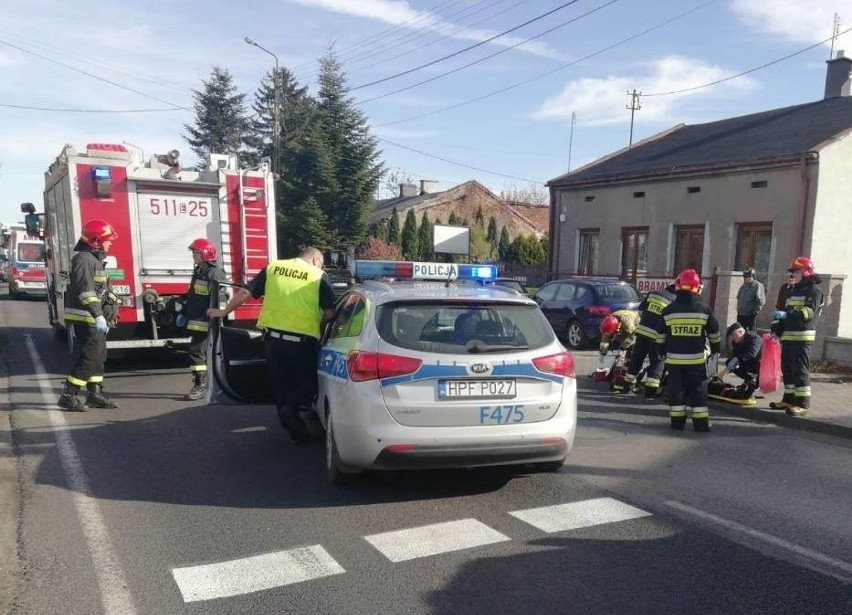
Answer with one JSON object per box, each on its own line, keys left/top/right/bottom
{"left": 0, "top": 0, "right": 849, "bottom": 223}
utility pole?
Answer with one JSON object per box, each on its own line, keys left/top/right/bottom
{"left": 626, "top": 89, "right": 642, "bottom": 147}
{"left": 567, "top": 111, "right": 576, "bottom": 172}
{"left": 830, "top": 13, "right": 841, "bottom": 59}
{"left": 245, "top": 36, "right": 280, "bottom": 174}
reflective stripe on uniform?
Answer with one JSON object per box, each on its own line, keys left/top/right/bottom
{"left": 190, "top": 364, "right": 207, "bottom": 372}
{"left": 636, "top": 324, "right": 658, "bottom": 340}
{"left": 88, "top": 375, "right": 104, "bottom": 383}
{"left": 65, "top": 308, "right": 95, "bottom": 324}
{"left": 781, "top": 330, "right": 816, "bottom": 342}
{"left": 67, "top": 375, "right": 87, "bottom": 387}
{"left": 794, "top": 386, "right": 811, "bottom": 398}
{"left": 193, "top": 281, "right": 210, "bottom": 295}
{"left": 691, "top": 407, "right": 710, "bottom": 419}
{"left": 187, "top": 320, "right": 209, "bottom": 332}
{"left": 708, "top": 332, "right": 722, "bottom": 344}
{"left": 665, "top": 352, "right": 706, "bottom": 365}
{"left": 669, "top": 406, "right": 687, "bottom": 418}
{"left": 93, "top": 274, "right": 107, "bottom": 283}
{"left": 79, "top": 290, "right": 98, "bottom": 305}
{"left": 664, "top": 312, "right": 710, "bottom": 324}
{"left": 623, "top": 374, "right": 636, "bottom": 384}
{"left": 644, "top": 378, "right": 660, "bottom": 388}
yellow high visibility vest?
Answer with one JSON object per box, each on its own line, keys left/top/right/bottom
{"left": 256, "top": 258, "right": 324, "bottom": 339}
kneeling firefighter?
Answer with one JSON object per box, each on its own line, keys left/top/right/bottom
{"left": 178, "top": 238, "right": 226, "bottom": 401}
{"left": 599, "top": 309, "right": 640, "bottom": 392}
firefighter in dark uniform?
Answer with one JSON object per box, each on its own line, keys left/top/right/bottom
{"left": 58, "top": 219, "right": 120, "bottom": 411}
{"left": 656, "top": 269, "right": 721, "bottom": 432}
{"left": 178, "top": 238, "right": 226, "bottom": 400}
{"left": 625, "top": 283, "right": 675, "bottom": 398}
{"left": 769, "top": 256, "right": 824, "bottom": 416}
{"left": 208, "top": 247, "right": 336, "bottom": 443}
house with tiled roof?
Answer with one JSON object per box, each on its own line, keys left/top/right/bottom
{"left": 547, "top": 52, "right": 852, "bottom": 356}
{"left": 372, "top": 179, "right": 549, "bottom": 239}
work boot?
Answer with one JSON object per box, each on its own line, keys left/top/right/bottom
{"left": 277, "top": 404, "right": 310, "bottom": 444}
{"left": 786, "top": 405, "right": 809, "bottom": 417}
{"left": 58, "top": 382, "right": 86, "bottom": 412}
{"left": 86, "top": 383, "right": 119, "bottom": 409}
{"left": 669, "top": 416, "right": 686, "bottom": 430}
{"left": 769, "top": 394, "right": 794, "bottom": 410}
{"left": 693, "top": 417, "right": 713, "bottom": 432}
{"left": 185, "top": 372, "right": 208, "bottom": 401}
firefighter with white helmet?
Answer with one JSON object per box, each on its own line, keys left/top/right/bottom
{"left": 58, "top": 219, "right": 120, "bottom": 411}
{"left": 179, "top": 238, "right": 226, "bottom": 400}
{"left": 769, "top": 256, "right": 824, "bottom": 416}
{"left": 656, "top": 269, "right": 721, "bottom": 432}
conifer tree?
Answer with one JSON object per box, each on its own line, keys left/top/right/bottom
{"left": 498, "top": 226, "right": 511, "bottom": 260}
{"left": 184, "top": 66, "right": 252, "bottom": 163}
{"left": 387, "top": 207, "right": 401, "bottom": 245}
{"left": 417, "top": 212, "right": 432, "bottom": 260}
{"left": 400, "top": 209, "right": 420, "bottom": 260}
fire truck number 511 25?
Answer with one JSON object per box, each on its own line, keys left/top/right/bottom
{"left": 149, "top": 198, "right": 209, "bottom": 217}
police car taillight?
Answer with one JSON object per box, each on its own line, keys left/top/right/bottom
{"left": 347, "top": 351, "right": 423, "bottom": 382}
{"left": 532, "top": 352, "right": 576, "bottom": 378}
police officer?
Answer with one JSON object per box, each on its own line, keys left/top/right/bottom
{"left": 58, "top": 219, "right": 120, "bottom": 411}
{"left": 769, "top": 257, "right": 824, "bottom": 416}
{"left": 178, "top": 238, "right": 226, "bottom": 400}
{"left": 720, "top": 322, "right": 763, "bottom": 399}
{"left": 625, "top": 284, "right": 675, "bottom": 398}
{"left": 598, "top": 309, "right": 639, "bottom": 392}
{"left": 208, "top": 247, "right": 336, "bottom": 443}
{"left": 656, "top": 269, "right": 721, "bottom": 432}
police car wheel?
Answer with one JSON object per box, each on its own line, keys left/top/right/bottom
{"left": 325, "top": 411, "right": 360, "bottom": 485}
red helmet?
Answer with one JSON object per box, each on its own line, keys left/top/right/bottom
{"left": 80, "top": 219, "right": 118, "bottom": 248}
{"left": 188, "top": 238, "right": 216, "bottom": 262}
{"left": 600, "top": 315, "right": 619, "bottom": 337}
{"left": 675, "top": 269, "right": 702, "bottom": 293}
{"left": 788, "top": 256, "right": 814, "bottom": 277}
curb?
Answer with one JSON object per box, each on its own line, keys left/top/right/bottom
{"left": 708, "top": 401, "right": 852, "bottom": 440}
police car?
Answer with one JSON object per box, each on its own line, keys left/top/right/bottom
{"left": 210, "top": 260, "right": 577, "bottom": 483}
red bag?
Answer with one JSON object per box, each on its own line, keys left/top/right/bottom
{"left": 759, "top": 333, "right": 782, "bottom": 394}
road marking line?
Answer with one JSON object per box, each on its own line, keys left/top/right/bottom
{"left": 665, "top": 500, "right": 852, "bottom": 584}
{"left": 24, "top": 335, "right": 137, "bottom": 615}
{"left": 171, "top": 545, "right": 345, "bottom": 602}
{"left": 509, "top": 497, "right": 652, "bottom": 533}
{"left": 365, "top": 519, "right": 510, "bottom": 563}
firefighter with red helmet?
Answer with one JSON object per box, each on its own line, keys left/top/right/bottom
{"left": 178, "top": 238, "right": 226, "bottom": 400}
{"left": 58, "top": 219, "right": 120, "bottom": 411}
{"left": 769, "top": 256, "right": 824, "bottom": 416}
{"left": 656, "top": 269, "right": 721, "bottom": 432}
{"left": 599, "top": 309, "right": 639, "bottom": 392}
{"left": 625, "top": 283, "right": 676, "bottom": 398}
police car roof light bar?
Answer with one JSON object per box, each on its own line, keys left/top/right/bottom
{"left": 353, "top": 260, "right": 497, "bottom": 283}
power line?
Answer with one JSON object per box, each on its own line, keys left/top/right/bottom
{"left": 643, "top": 25, "right": 852, "bottom": 97}
{"left": 378, "top": 137, "right": 545, "bottom": 184}
{"left": 0, "top": 38, "right": 189, "bottom": 109}
{"left": 376, "top": 0, "right": 719, "bottom": 127}
{"left": 351, "top": 0, "right": 584, "bottom": 91}
{"left": 0, "top": 103, "right": 186, "bottom": 113}
{"left": 358, "top": 0, "right": 619, "bottom": 104}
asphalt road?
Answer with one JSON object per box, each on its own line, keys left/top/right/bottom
{"left": 1, "top": 286, "right": 850, "bottom": 614}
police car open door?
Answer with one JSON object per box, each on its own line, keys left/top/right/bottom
{"left": 208, "top": 306, "right": 272, "bottom": 404}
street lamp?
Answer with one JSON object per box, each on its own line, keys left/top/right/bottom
{"left": 245, "top": 36, "right": 279, "bottom": 174}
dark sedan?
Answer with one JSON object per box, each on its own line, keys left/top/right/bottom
{"left": 534, "top": 278, "right": 641, "bottom": 349}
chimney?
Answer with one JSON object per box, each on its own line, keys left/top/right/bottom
{"left": 824, "top": 50, "right": 852, "bottom": 99}
{"left": 399, "top": 182, "right": 418, "bottom": 198}
{"left": 419, "top": 179, "right": 438, "bottom": 195}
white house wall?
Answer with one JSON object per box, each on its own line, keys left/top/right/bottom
{"left": 810, "top": 134, "right": 852, "bottom": 336}
{"left": 554, "top": 166, "right": 805, "bottom": 281}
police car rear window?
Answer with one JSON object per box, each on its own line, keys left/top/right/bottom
{"left": 377, "top": 302, "right": 555, "bottom": 354}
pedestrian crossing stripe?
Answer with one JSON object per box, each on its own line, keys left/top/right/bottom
{"left": 364, "top": 518, "right": 510, "bottom": 563}
{"left": 508, "top": 497, "right": 652, "bottom": 533}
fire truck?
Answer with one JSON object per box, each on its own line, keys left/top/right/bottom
{"left": 42, "top": 142, "right": 276, "bottom": 349}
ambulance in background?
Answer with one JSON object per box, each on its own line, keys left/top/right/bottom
{"left": 6, "top": 205, "right": 47, "bottom": 299}
{"left": 42, "top": 142, "right": 276, "bottom": 349}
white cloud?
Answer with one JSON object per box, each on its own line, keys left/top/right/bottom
{"left": 731, "top": 0, "right": 852, "bottom": 47}
{"left": 529, "top": 55, "right": 759, "bottom": 126}
{"left": 290, "top": 0, "right": 562, "bottom": 59}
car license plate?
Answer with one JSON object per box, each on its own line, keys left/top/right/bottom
{"left": 438, "top": 379, "right": 516, "bottom": 400}
{"left": 111, "top": 285, "right": 131, "bottom": 295}
{"left": 23, "top": 281, "right": 45, "bottom": 288}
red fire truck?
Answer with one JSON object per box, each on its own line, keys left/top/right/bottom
{"left": 42, "top": 142, "right": 276, "bottom": 349}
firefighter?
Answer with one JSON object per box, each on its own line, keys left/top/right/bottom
{"left": 656, "top": 269, "right": 721, "bottom": 432}
{"left": 719, "top": 322, "right": 763, "bottom": 399}
{"left": 625, "top": 283, "right": 675, "bottom": 398}
{"left": 58, "top": 219, "right": 120, "bottom": 411}
{"left": 769, "top": 257, "right": 824, "bottom": 416}
{"left": 207, "top": 247, "right": 336, "bottom": 444}
{"left": 178, "top": 238, "right": 226, "bottom": 401}
{"left": 599, "top": 309, "right": 639, "bottom": 392}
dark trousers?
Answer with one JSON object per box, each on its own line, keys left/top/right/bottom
{"left": 781, "top": 342, "right": 811, "bottom": 409}
{"left": 188, "top": 333, "right": 208, "bottom": 373}
{"left": 666, "top": 364, "right": 709, "bottom": 420}
{"left": 626, "top": 335, "right": 664, "bottom": 395}
{"left": 265, "top": 335, "right": 320, "bottom": 411}
{"left": 737, "top": 313, "right": 756, "bottom": 331}
{"left": 68, "top": 323, "right": 107, "bottom": 385}
{"left": 732, "top": 365, "right": 758, "bottom": 385}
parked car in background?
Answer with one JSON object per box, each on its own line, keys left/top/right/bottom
{"left": 0, "top": 254, "right": 8, "bottom": 282}
{"left": 533, "top": 278, "right": 641, "bottom": 349}
{"left": 489, "top": 277, "right": 527, "bottom": 294}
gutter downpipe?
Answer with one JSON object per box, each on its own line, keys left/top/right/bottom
{"left": 548, "top": 188, "right": 558, "bottom": 281}
{"left": 797, "top": 154, "right": 812, "bottom": 256}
